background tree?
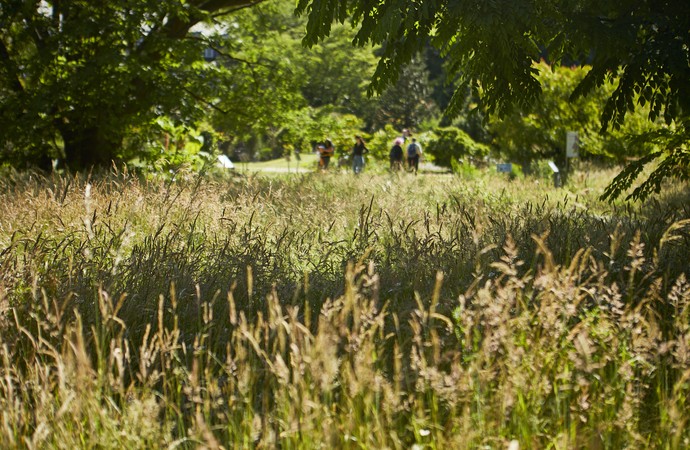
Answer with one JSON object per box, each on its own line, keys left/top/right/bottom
{"left": 488, "top": 62, "right": 659, "bottom": 171}
{"left": 206, "top": 0, "right": 306, "bottom": 160}
{"left": 371, "top": 56, "right": 438, "bottom": 131}
{"left": 298, "top": 23, "right": 378, "bottom": 119}
{"left": 207, "top": 0, "right": 380, "bottom": 160}
{"left": 296, "top": 0, "right": 690, "bottom": 200}
{"left": 0, "top": 0, "right": 269, "bottom": 170}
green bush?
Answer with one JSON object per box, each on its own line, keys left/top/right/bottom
{"left": 450, "top": 158, "right": 479, "bottom": 177}
{"left": 366, "top": 125, "right": 401, "bottom": 160}
{"left": 426, "top": 126, "right": 490, "bottom": 168}
{"left": 488, "top": 62, "right": 660, "bottom": 168}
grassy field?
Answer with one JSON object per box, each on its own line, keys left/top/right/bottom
{"left": 240, "top": 153, "right": 320, "bottom": 173}
{"left": 0, "top": 166, "right": 689, "bottom": 448}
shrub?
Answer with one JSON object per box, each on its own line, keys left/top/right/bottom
{"left": 426, "top": 126, "right": 490, "bottom": 168}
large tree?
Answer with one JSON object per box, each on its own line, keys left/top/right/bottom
{"left": 296, "top": 0, "right": 690, "bottom": 200}
{"left": 0, "top": 0, "right": 267, "bottom": 170}
{"left": 209, "top": 1, "right": 379, "bottom": 147}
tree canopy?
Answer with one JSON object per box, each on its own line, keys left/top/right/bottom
{"left": 0, "top": 0, "right": 269, "bottom": 170}
{"left": 487, "top": 62, "right": 659, "bottom": 169}
{"left": 2, "top": 0, "right": 688, "bottom": 200}
{"left": 296, "top": 0, "right": 690, "bottom": 200}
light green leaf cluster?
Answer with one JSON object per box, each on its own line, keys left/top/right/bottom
{"left": 488, "top": 62, "right": 660, "bottom": 168}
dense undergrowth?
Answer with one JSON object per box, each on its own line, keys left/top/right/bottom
{"left": 0, "top": 167, "right": 689, "bottom": 448}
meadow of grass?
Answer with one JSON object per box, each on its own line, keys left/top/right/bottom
{"left": 0, "top": 166, "right": 689, "bottom": 449}
{"left": 240, "top": 153, "right": 320, "bottom": 173}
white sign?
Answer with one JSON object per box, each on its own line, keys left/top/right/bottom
{"left": 566, "top": 131, "right": 579, "bottom": 158}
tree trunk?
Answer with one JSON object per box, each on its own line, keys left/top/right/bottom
{"left": 59, "top": 125, "right": 121, "bottom": 171}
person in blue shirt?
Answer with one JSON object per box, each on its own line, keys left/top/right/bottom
{"left": 407, "top": 138, "right": 422, "bottom": 174}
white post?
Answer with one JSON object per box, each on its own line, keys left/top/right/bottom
{"left": 565, "top": 131, "right": 579, "bottom": 179}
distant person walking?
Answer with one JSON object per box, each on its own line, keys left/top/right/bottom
{"left": 318, "top": 139, "right": 335, "bottom": 171}
{"left": 351, "top": 135, "right": 369, "bottom": 174}
{"left": 407, "top": 138, "right": 422, "bottom": 174}
{"left": 389, "top": 138, "right": 404, "bottom": 171}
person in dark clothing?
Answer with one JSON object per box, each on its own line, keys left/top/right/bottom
{"left": 351, "top": 135, "right": 369, "bottom": 174}
{"left": 389, "top": 137, "right": 404, "bottom": 171}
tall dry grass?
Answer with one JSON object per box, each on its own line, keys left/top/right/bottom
{"left": 0, "top": 167, "right": 689, "bottom": 448}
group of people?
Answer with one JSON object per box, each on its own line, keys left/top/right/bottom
{"left": 316, "top": 136, "right": 368, "bottom": 174}
{"left": 389, "top": 129, "right": 423, "bottom": 174}
{"left": 316, "top": 129, "right": 423, "bottom": 175}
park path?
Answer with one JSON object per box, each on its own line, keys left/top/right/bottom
{"left": 243, "top": 162, "right": 448, "bottom": 174}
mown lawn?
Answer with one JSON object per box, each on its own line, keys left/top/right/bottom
{"left": 240, "top": 152, "right": 320, "bottom": 172}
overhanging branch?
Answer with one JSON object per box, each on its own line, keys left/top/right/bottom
{"left": 196, "top": 0, "right": 268, "bottom": 14}
{"left": 181, "top": 86, "right": 252, "bottom": 118}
